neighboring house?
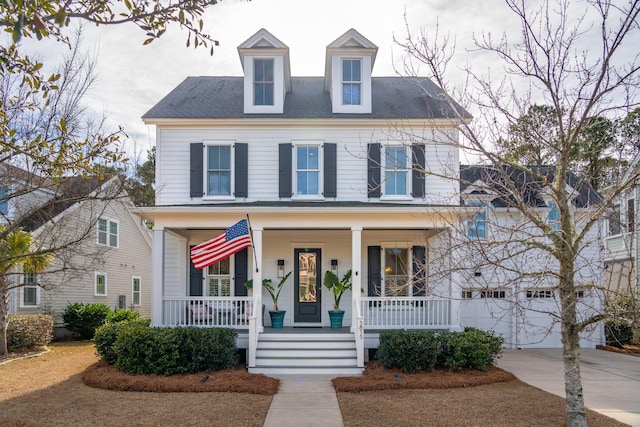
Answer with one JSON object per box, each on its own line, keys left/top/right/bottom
{"left": 603, "top": 155, "right": 640, "bottom": 295}
{"left": 459, "top": 166, "right": 604, "bottom": 349}
{"left": 4, "top": 166, "right": 153, "bottom": 326}
{"left": 140, "top": 28, "right": 603, "bottom": 374}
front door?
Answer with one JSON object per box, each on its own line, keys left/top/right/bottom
{"left": 294, "top": 248, "right": 322, "bottom": 323}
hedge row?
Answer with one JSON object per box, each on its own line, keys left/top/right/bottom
{"left": 377, "top": 327, "right": 504, "bottom": 373}
{"left": 63, "top": 303, "right": 140, "bottom": 340}
{"left": 7, "top": 314, "right": 54, "bottom": 351}
{"left": 605, "top": 320, "right": 634, "bottom": 349}
{"left": 94, "top": 322, "right": 238, "bottom": 375}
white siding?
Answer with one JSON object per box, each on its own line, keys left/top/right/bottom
{"left": 156, "top": 126, "right": 459, "bottom": 206}
{"left": 164, "top": 231, "right": 187, "bottom": 297}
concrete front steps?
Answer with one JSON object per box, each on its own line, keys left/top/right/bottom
{"left": 249, "top": 331, "right": 364, "bottom": 375}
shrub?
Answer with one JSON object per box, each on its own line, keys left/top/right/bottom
{"left": 7, "top": 314, "right": 54, "bottom": 350}
{"left": 113, "top": 327, "right": 238, "bottom": 375}
{"left": 107, "top": 309, "right": 140, "bottom": 324}
{"left": 63, "top": 302, "right": 112, "bottom": 339}
{"left": 605, "top": 320, "right": 633, "bottom": 349}
{"left": 376, "top": 329, "right": 439, "bottom": 373}
{"left": 440, "top": 327, "right": 504, "bottom": 372}
{"left": 94, "top": 319, "right": 150, "bottom": 364}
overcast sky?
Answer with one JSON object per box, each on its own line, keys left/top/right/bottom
{"left": 23, "top": 0, "right": 520, "bottom": 162}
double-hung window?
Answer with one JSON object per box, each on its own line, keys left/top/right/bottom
{"left": 608, "top": 204, "right": 621, "bottom": 236}
{"left": 0, "top": 186, "right": 8, "bottom": 216}
{"left": 132, "top": 276, "right": 141, "bottom": 306}
{"left": 208, "top": 258, "right": 231, "bottom": 297}
{"left": 467, "top": 202, "right": 487, "bottom": 239}
{"left": 207, "top": 145, "right": 232, "bottom": 197}
{"left": 383, "top": 247, "right": 409, "bottom": 296}
{"left": 294, "top": 144, "right": 322, "bottom": 197}
{"left": 22, "top": 272, "right": 38, "bottom": 307}
{"left": 97, "top": 218, "right": 118, "bottom": 247}
{"left": 342, "top": 59, "right": 361, "bottom": 105}
{"left": 95, "top": 272, "right": 107, "bottom": 296}
{"left": 547, "top": 201, "right": 560, "bottom": 231}
{"left": 383, "top": 145, "right": 409, "bottom": 197}
{"left": 254, "top": 58, "right": 274, "bottom": 106}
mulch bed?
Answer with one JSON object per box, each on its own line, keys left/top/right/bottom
{"left": 333, "top": 361, "right": 516, "bottom": 392}
{"left": 82, "top": 360, "right": 280, "bottom": 395}
{"left": 597, "top": 344, "right": 640, "bottom": 357}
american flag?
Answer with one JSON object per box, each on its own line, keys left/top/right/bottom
{"left": 190, "top": 219, "right": 252, "bottom": 269}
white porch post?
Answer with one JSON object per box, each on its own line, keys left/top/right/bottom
{"left": 248, "top": 226, "right": 263, "bottom": 368}
{"left": 448, "top": 227, "right": 463, "bottom": 331}
{"left": 351, "top": 226, "right": 362, "bottom": 329}
{"left": 151, "top": 227, "right": 165, "bottom": 326}
{"left": 351, "top": 226, "right": 364, "bottom": 367}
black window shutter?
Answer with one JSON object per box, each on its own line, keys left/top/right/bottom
{"left": 190, "top": 143, "right": 204, "bottom": 198}
{"left": 411, "top": 144, "right": 426, "bottom": 198}
{"left": 189, "top": 246, "right": 203, "bottom": 296}
{"left": 235, "top": 143, "right": 248, "bottom": 198}
{"left": 412, "top": 245, "right": 426, "bottom": 296}
{"left": 279, "top": 143, "right": 292, "bottom": 198}
{"left": 367, "top": 143, "right": 381, "bottom": 198}
{"left": 324, "top": 143, "right": 337, "bottom": 198}
{"left": 368, "top": 246, "right": 382, "bottom": 296}
{"left": 234, "top": 248, "right": 248, "bottom": 296}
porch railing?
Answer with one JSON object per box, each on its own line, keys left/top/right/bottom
{"left": 361, "top": 297, "right": 451, "bottom": 329}
{"left": 162, "top": 297, "right": 253, "bottom": 328}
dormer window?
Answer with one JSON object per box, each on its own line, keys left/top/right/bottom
{"left": 342, "top": 59, "right": 361, "bottom": 105}
{"left": 254, "top": 58, "right": 274, "bottom": 106}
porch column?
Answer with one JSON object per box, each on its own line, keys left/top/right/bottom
{"left": 151, "top": 227, "right": 165, "bottom": 326}
{"left": 252, "top": 226, "right": 263, "bottom": 331}
{"left": 448, "top": 227, "right": 463, "bottom": 331}
{"left": 351, "top": 226, "right": 362, "bottom": 329}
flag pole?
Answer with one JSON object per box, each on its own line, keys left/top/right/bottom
{"left": 246, "top": 214, "right": 259, "bottom": 273}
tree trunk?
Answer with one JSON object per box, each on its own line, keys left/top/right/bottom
{"left": 0, "top": 279, "right": 9, "bottom": 355}
{"left": 562, "top": 330, "right": 587, "bottom": 427}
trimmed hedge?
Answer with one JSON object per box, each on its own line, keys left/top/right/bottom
{"left": 605, "top": 320, "right": 633, "bottom": 349}
{"left": 94, "top": 319, "right": 151, "bottom": 364}
{"left": 376, "top": 330, "right": 439, "bottom": 373}
{"left": 7, "top": 314, "right": 53, "bottom": 350}
{"left": 107, "top": 309, "right": 140, "bottom": 324}
{"left": 95, "top": 324, "right": 238, "bottom": 375}
{"left": 377, "top": 327, "right": 504, "bottom": 373}
{"left": 63, "top": 303, "right": 111, "bottom": 339}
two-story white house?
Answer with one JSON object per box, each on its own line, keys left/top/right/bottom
{"left": 3, "top": 165, "right": 153, "bottom": 327}
{"left": 140, "top": 28, "right": 603, "bottom": 374}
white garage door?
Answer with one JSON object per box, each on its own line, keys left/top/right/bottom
{"left": 461, "top": 289, "right": 513, "bottom": 347}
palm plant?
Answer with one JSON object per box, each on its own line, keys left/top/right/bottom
{"left": 0, "top": 227, "right": 53, "bottom": 355}
{"left": 323, "top": 269, "right": 352, "bottom": 311}
{"left": 245, "top": 271, "right": 291, "bottom": 312}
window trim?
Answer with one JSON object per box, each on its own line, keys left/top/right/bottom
{"left": 132, "top": 276, "right": 141, "bottom": 306}
{"left": 378, "top": 244, "right": 424, "bottom": 297}
{"left": 292, "top": 141, "right": 324, "bottom": 200}
{"left": 20, "top": 272, "right": 39, "bottom": 307}
{"left": 97, "top": 217, "right": 119, "bottom": 248}
{"left": 202, "top": 141, "right": 235, "bottom": 201}
{"left": 253, "top": 58, "right": 275, "bottom": 106}
{"left": 95, "top": 272, "right": 107, "bottom": 297}
{"left": 380, "top": 144, "right": 411, "bottom": 200}
{"left": 607, "top": 203, "right": 622, "bottom": 236}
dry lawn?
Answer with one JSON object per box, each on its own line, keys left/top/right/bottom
{"left": 1, "top": 342, "right": 630, "bottom": 427}
{"left": 0, "top": 342, "right": 274, "bottom": 427}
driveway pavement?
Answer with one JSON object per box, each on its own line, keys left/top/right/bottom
{"left": 498, "top": 348, "right": 640, "bottom": 426}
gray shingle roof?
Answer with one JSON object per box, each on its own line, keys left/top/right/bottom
{"left": 143, "top": 76, "right": 470, "bottom": 120}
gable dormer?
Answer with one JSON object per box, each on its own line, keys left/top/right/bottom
{"left": 238, "top": 29, "right": 291, "bottom": 114}
{"left": 324, "top": 29, "right": 378, "bottom": 114}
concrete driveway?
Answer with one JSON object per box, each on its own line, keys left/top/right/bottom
{"left": 498, "top": 348, "right": 640, "bottom": 426}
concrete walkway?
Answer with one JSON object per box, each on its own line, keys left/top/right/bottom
{"left": 498, "top": 349, "right": 640, "bottom": 427}
{"left": 263, "top": 375, "right": 343, "bottom": 427}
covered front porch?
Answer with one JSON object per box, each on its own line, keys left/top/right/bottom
{"left": 145, "top": 207, "right": 465, "bottom": 372}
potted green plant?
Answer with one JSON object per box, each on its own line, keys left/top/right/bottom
{"left": 323, "top": 269, "right": 352, "bottom": 328}
{"left": 245, "top": 271, "right": 291, "bottom": 328}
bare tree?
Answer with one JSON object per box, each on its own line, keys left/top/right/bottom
{"left": 393, "top": 1, "right": 640, "bottom": 425}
